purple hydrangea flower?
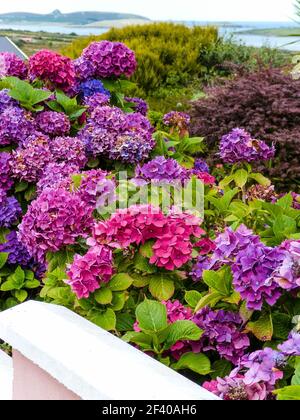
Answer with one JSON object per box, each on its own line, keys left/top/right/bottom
{"left": 79, "top": 79, "right": 110, "bottom": 98}
{"left": 0, "top": 52, "right": 28, "bottom": 79}
{"left": 78, "top": 41, "right": 137, "bottom": 80}
{"left": 50, "top": 136, "right": 87, "bottom": 169}
{"left": 0, "top": 189, "right": 22, "bottom": 228}
{"left": 83, "top": 92, "right": 110, "bottom": 111}
{"left": 241, "top": 348, "right": 284, "bottom": 386}
{"left": 90, "top": 106, "right": 127, "bottom": 132}
{"left": 193, "top": 158, "right": 210, "bottom": 173}
{"left": 0, "top": 152, "right": 13, "bottom": 192}
{"left": 37, "top": 162, "right": 79, "bottom": 194}
{"left": 0, "top": 89, "right": 18, "bottom": 113}
{"left": 18, "top": 188, "right": 94, "bottom": 261}
{"left": 125, "top": 97, "right": 148, "bottom": 116}
{"left": 135, "top": 156, "right": 188, "bottom": 183}
{"left": 35, "top": 111, "right": 71, "bottom": 137}
{"left": 78, "top": 169, "right": 116, "bottom": 210}
{"left": 109, "top": 132, "right": 155, "bottom": 164}
{"left": 73, "top": 56, "right": 96, "bottom": 81}
{"left": 192, "top": 307, "right": 250, "bottom": 364}
{"left": 125, "top": 112, "right": 153, "bottom": 140}
{"left": 220, "top": 128, "right": 275, "bottom": 163}
{"left": 0, "top": 107, "right": 35, "bottom": 146}
{"left": 11, "top": 133, "right": 53, "bottom": 183}
{"left": 232, "top": 242, "right": 285, "bottom": 311}
{"left": 278, "top": 332, "right": 300, "bottom": 356}
{"left": 273, "top": 241, "right": 300, "bottom": 291}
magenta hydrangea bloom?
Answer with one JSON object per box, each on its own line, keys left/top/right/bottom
{"left": 29, "top": 50, "right": 76, "bottom": 91}
{"left": 92, "top": 206, "right": 203, "bottom": 271}
{"left": 232, "top": 242, "right": 285, "bottom": 311}
{"left": 0, "top": 89, "right": 18, "bottom": 113}
{"left": 220, "top": 128, "right": 275, "bottom": 163}
{"left": 273, "top": 240, "right": 300, "bottom": 291}
{"left": 135, "top": 156, "right": 188, "bottom": 183}
{"left": 37, "top": 162, "right": 79, "bottom": 194}
{"left": 164, "top": 300, "right": 193, "bottom": 323}
{"left": 11, "top": 133, "right": 53, "bottom": 183}
{"left": 35, "top": 111, "right": 71, "bottom": 137}
{"left": 78, "top": 41, "right": 137, "bottom": 79}
{"left": 18, "top": 188, "right": 93, "bottom": 261}
{"left": 0, "top": 52, "right": 28, "bottom": 79}
{"left": 50, "top": 136, "right": 87, "bottom": 169}
{"left": 0, "top": 152, "right": 13, "bottom": 192}
{"left": 0, "top": 189, "right": 22, "bottom": 228}
{"left": 192, "top": 307, "right": 250, "bottom": 364}
{"left": 78, "top": 169, "right": 116, "bottom": 210}
{"left": 66, "top": 244, "right": 114, "bottom": 299}
{"left": 0, "top": 106, "right": 35, "bottom": 146}
{"left": 278, "top": 332, "right": 300, "bottom": 356}
{"left": 125, "top": 97, "right": 148, "bottom": 116}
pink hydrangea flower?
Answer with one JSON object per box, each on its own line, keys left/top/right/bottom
{"left": 29, "top": 50, "right": 76, "bottom": 91}
{"left": 66, "top": 245, "right": 114, "bottom": 299}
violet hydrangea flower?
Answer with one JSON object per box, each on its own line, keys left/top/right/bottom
{"left": 273, "top": 240, "right": 300, "bottom": 291}
{"left": 0, "top": 89, "right": 18, "bottom": 113}
{"left": 109, "top": 132, "right": 155, "bottom": 164}
{"left": 36, "top": 162, "right": 79, "bottom": 194}
{"left": 0, "top": 106, "right": 35, "bottom": 146}
{"left": 0, "top": 189, "right": 22, "bottom": 228}
{"left": 192, "top": 307, "right": 250, "bottom": 364}
{"left": 18, "top": 188, "right": 94, "bottom": 261}
{"left": 193, "top": 158, "right": 210, "bottom": 173}
{"left": 0, "top": 52, "right": 28, "bottom": 79}
{"left": 0, "top": 152, "right": 13, "bottom": 192}
{"left": 11, "top": 133, "right": 53, "bottom": 183}
{"left": 125, "top": 97, "right": 148, "bottom": 116}
{"left": 35, "top": 111, "right": 71, "bottom": 137}
{"left": 79, "top": 79, "right": 110, "bottom": 98}
{"left": 50, "top": 136, "right": 87, "bottom": 169}
{"left": 66, "top": 245, "right": 114, "bottom": 299}
{"left": 232, "top": 242, "right": 285, "bottom": 311}
{"left": 163, "top": 111, "right": 190, "bottom": 131}
{"left": 77, "top": 41, "right": 137, "bottom": 80}
{"left": 220, "top": 128, "right": 275, "bottom": 163}
{"left": 135, "top": 156, "right": 188, "bottom": 183}
{"left": 83, "top": 92, "right": 110, "bottom": 111}
{"left": 278, "top": 332, "right": 300, "bottom": 356}
{"left": 78, "top": 169, "right": 116, "bottom": 210}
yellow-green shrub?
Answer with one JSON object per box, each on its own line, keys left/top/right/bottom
{"left": 62, "top": 23, "right": 218, "bottom": 97}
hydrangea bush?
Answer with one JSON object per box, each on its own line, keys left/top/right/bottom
{"left": 0, "top": 44, "right": 300, "bottom": 401}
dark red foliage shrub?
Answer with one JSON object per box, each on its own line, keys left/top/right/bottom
{"left": 190, "top": 68, "right": 300, "bottom": 189}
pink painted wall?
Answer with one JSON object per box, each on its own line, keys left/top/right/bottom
{"left": 13, "top": 350, "right": 81, "bottom": 400}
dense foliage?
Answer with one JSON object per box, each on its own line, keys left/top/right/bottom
{"left": 190, "top": 67, "right": 300, "bottom": 190}
{"left": 62, "top": 23, "right": 287, "bottom": 111}
{"left": 0, "top": 42, "right": 300, "bottom": 401}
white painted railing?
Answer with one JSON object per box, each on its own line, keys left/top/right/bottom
{"left": 0, "top": 301, "right": 219, "bottom": 400}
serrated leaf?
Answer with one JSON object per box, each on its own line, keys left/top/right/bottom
{"left": 0, "top": 252, "right": 8, "bottom": 269}
{"left": 174, "top": 352, "right": 211, "bottom": 375}
{"left": 136, "top": 299, "right": 168, "bottom": 333}
{"left": 185, "top": 290, "right": 202, "bottom": 308}
{"left": 234, "top": 169, "right": 248, "bottom": 188}
{"left": 14, "top": 289, "right": 28, "bottom": 303}
{"left": 211, "top": 360, "right": 232, "bottom": 379}
{"left": 89, "top": 309, "right": 116, "bottom": 331}
{"left": 246, "top": 313, "right": 273, "bottom": 342}
{"left": 274, "top": 386, "right": 300, "bottom": 400}
{"left": 24, "top": 279, "right": 40, "bottom": 289}
{"left": 149, "top": 274, "right": 175, "bottom": 301}
{"left": 164, "top": 320, "right": 203, "bottom": 350}
{"left": 109, "top": 273, "right": 134, "bottom": 291}
{"left": 194, "top": 292, "right": 223, "bottom": 313}
{"left": 94, "top": 288, "right": 113, "bottom": 305}
{"left": 139, "top": 241, "right": 154, "bottom": 258}
{"left": 250, "top": 173, "right": 271, "bottom": 187}
{"left": 111, "top": 292, "right": 126, "bottom": 311}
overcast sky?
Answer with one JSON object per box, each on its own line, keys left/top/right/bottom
{"left": 0, "top": 0, "right": 296, "bottom": 22}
